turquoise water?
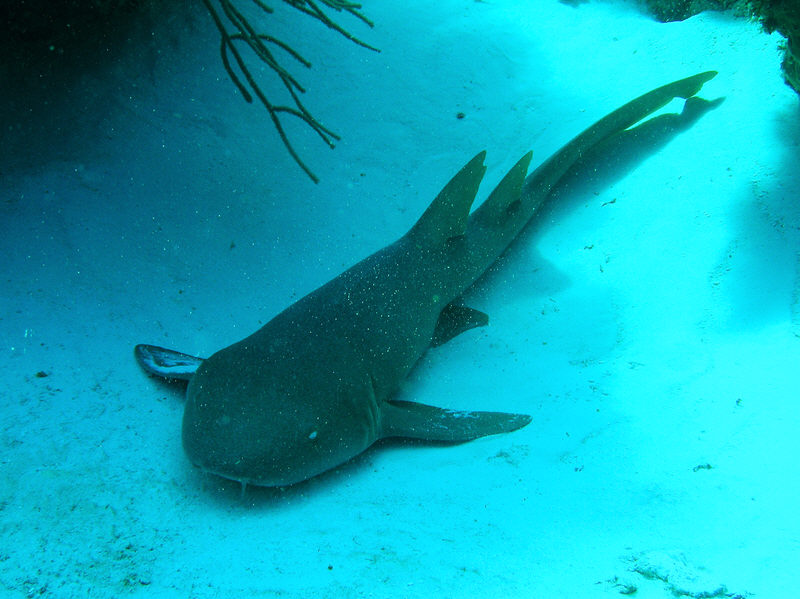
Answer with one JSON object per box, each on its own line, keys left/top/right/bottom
{"left": 1, "top": 1, "right": 798, "bottom": 597}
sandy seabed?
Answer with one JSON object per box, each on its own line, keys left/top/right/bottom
{"left": 1, "top": 1, "right": 798, "bottom": 597}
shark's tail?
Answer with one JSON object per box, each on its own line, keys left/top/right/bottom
{"left": 408, "top": 71, "right": 718, "bottom": 286}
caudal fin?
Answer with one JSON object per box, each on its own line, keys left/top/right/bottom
{"left": 465, "top": 71, "right": 719, "bottom": 276}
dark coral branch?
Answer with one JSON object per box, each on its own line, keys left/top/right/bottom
{"left": 200, "top": 0, "right": 378, "bottom": 183}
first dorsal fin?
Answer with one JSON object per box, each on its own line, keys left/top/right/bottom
{"left": 408, "top": 151, "right": 487, "bottom": 245}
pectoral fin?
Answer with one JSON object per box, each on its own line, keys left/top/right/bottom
{"left": 134, "top": 344, "right": 204, "bottom": 381}
{"left": 381, "top": 399, "right": 531, "bottom": 442}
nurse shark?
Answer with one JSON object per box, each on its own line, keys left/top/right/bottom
{"left": 136, "top": 71, "right": 717, "bottom": 488}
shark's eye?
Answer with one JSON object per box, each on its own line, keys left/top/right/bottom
{"left": 308, "top": 430, "right": 318, "bottom": 440}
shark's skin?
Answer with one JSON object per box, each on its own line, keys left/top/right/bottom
{"left": 136, "top": 71, "right": 718, "bottom": 487}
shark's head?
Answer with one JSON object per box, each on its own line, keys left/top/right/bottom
{"left": 181, "top": 342, "right": 379, "bottom": 487}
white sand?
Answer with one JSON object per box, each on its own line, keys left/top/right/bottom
{"left": 1, "top": 0, "right": 798, "bottom": 597}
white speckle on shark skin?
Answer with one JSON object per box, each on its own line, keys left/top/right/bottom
{"left": 446, "top": 410, "right": 479, "bottom": 419}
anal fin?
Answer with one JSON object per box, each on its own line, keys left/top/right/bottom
{"left": 382, "top": 399, "right": 531, "bottom": 442}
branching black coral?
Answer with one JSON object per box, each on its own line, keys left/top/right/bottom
{"left": 200, "top": 0, "right": 377, "bottom": 183}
